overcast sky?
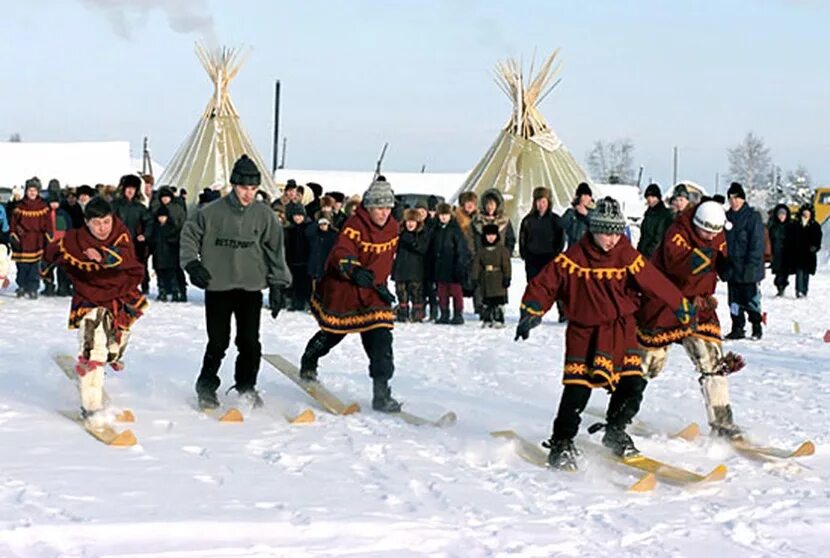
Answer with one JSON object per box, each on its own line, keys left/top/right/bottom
{"left": 2, "top": 0, "right": 829, "bottom": 191}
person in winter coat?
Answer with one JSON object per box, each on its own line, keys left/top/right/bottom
{"left": 0, "top": 204, "right": 9, "bottom": 289}
{"left": 306, "top": 216, "right": 338, "bottom": 284}
{"left": 392, "top": 209, "right": 429, "bottom": 322}
{"left": 43, "top": 197, "right": 148, "bottom": 424}
{"left": 284, "top": 202, "right": 312, "bottom": 311}
{"left": 515, "top": 196, "right": 693, "bottom": 470}
{"left": 299, "top": 178, "right": 404, "bottom": 412}
{"left": 150, "top": 205, "right": 182, "bottom": 301}
{"left": 767, "top": 204, "right": 793, "bottom": 296}
{"left": 637, "top": 183, "right": 674, "bottom": 258}
{"left": 41, "top": 192, "right": 72, "bottom": 297}
{"left": 61, "top": 190, "right": 85, "bottom": 230}
{"left": 560, "top": 182, "right": 593, "bottom": 247}
{"left": 114, "top": 175, "right": 154, "bottom": 294}
{"left": 471, "top": 188, "right": 516, "bottom": 315}
{"left": 789, "top": 204, "right": 823, "bottom": 298}
{"left": 724, "top": 182, "right": 765, "bottom": 340}
{"left": 454, "top": 192, "right": 478, "bottom": 287}
{"left": 180, "top": 155, "right": 292, "bottom": 410}
{"left": 416, "top": 199, "right": 440, "bottom": 321}
{"left": 637, "top": 200, "right": 744, "bottom": 439}
{"left": 156, "top": 186, "right": 188, "bottom": 301}
{"left": 430, "top": 203, "right": 470, "bottom": 325}
{"left": 670, "top": 183, "right": 691, "bottom": 217}
{"left": 519, "top": 186, "right": 566, "bottom": 321}
{"left": 472, "top": 224, "right": 511, "bottom": 328}
{"left": 10, "top": 178, "right": 50, "bottom": 299}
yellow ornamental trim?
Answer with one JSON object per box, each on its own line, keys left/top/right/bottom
{"left": 58, "top": 238, "right": 101, "bottom": 272}
{"left": 15, "top": 207, "right": 49, "bottom": 218}
{"left": 343, "top": 227, "right": 399, "bottom": 254}
{"left": 672, "top": 233, "right": 692, "bottom": 251}
{"left": 593, "top": 355, "right": 614, "bottom": 373}
{"left": 623, "top": 354, "right": 642, "bottom": 368}
{"left": 554, "top": 253, "right": 645, "bottom": 281}
{"left": 637, "top": 326, "right": 694, "bottom": 347}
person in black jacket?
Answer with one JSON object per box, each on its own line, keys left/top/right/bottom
{"left": 724, "top": 182, "right": 766, "bottom": 340}
{"left": 284, "top": 202, "right": 311, "bottom": 311}
{"left": 637, "top": 183, "right": 673, "bottom": 258}
{"left": 150, "top": 205, "right": 181, "bottom": 301}
{"left": 306, "top": 216, "right": 338, "bottom": 288}
{"left": 113, "top": 175, "right": 154, "bottom": 264}
{"left": 392, "top": 209, "right": 429, "bottom": 322}
{"left": 429, "top": 203, "right": 469, "bottom": 325}
{"left": 560, "top": 182, "right": 593, "bottom": 247}
{"left": 789, "top": 204, "right": 823, "bottom": 298}
{"left": 519, "top": 186, "right": 565, "bottom": 321}
{"left": 768, "top": 204, "right": 793, "bottom": 296}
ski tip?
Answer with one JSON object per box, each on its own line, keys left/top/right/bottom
{"left": 703, "top": 464, "right": 728, "bottom": 482}
{"left": 672, "top": 422, "right": 701, "bottom": 442}
{"left": 341, "top": 402, "right": 361, "bottom": 416}
{"left": 219, "top": 408, "right": 244, "bottom": 423}
{"left": 109, "top": 429, "right": 138, "bottom": 447}
{"left": 628, "top": 472, "right": 657, "bottom": 493}
{"left": 792, "top": 440, "right": 816, "bottom": 457}
{"left": 116, "top": 409, "right": 135, "bottom": 423}
{"left": 437, "top": 411, "right": 458, "bottom": 427}
{"left": 490, "top": 430, "right": 518, "bottom": 440}
{"left": 290, "top": 408, "right": 316, "bottom": 425}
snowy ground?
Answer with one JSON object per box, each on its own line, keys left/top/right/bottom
{"left": 0, "top": 264, "right": 828, "bottom": 557}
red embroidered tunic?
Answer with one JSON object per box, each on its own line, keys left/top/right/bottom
{"left": 637, "top": 211, "right": 727, "bottom": 347}
{"left": 521, "top": 235, "right": 685, "bottom": 390}
{"left": 311, "top": 206, "right": 399, "bottom": 334}
{"left": 10, "top": 198, "right": 50, "bottom": 263}
{"left": 44, "top": 218, "right": 147, "bottom": 330}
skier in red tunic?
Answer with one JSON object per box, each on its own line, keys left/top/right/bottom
{"left": 637, "top": 200, "right": 744, "bottom": 438}
{"left": 516, "top": 197, "right": 695, "bottom": 470}
{"left": 299, "top": 178, "right": 402, "bottom": 412}
{"left": 44, "top": 197, "right": 147, "bottom": 423}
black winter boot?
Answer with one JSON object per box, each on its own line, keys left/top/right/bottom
{"left": 428, "top": 303, "right": 438, "bottom": 322}
{"left": 372, "top": 379, "right": 402, "bottom": 413}
{"left": 599, "top": 424, "right": 639, "bottom": 458}
{"left": 750, "top": 322, "right": 763, "bottom": 340}
{"left": 724, "top": 329, "right": 745, "bottom": 340}
{"left": 543, "top": 438, "right": 579, "bottom": 471}
{"left": 450, "top": 309, "right": 464, "bottom": 325}
{"left": 41, "top": 283, "right": 56, "bottom": 297}
{"left": 299, "top": 354, "right": 319, "bottom": 382}
{"left": 197, "top": 389, "right": 220, "bottom": 410}
{"left": 395, "top": 304, "right": 409, "bottom": 322}
{"left": 436, "top": 307, "right": 450, "bottom": 324}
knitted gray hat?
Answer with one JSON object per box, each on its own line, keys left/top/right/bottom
{"left": 363, "top": 178, "right": 395, "bottom": 209}
{"left": 589, "top": 196, "right": 626, "bottom": 234}
{"left": 230, "top": 155, "right": 261, "bottom": 186}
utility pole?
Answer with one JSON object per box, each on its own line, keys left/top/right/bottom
{"left": 272, "top": 79, "right": 281, "bottom": 173}
{"left": 715, "top": 172, "right": 720, "bottom": 194}
{"left": 672, "top": 146, "right": 678, "bottom": 186}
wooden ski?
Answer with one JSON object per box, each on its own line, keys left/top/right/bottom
{"left": 262, "top": 353, "right": 360, "bottom": 415}
{"left": 490, "top": 430, "right": 657, "bottom": 492}
{"left": 585, "top": 407, "right": 699, "bottom": 441}
{"left": 53, "top": 354, "right": 134, "bottom": 422}
{"left": 58, "top": 410, "right": 137, "bottom": 447}
{"left": 731, "top": 439, "right": 815, "bottom": 460}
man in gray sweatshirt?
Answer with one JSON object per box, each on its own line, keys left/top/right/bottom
{"left": 180, "top": 155, "right": 292, "bottom": 409}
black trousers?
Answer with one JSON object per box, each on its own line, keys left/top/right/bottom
{"left": 727, "top": 281, "right": 762, "bottom": 331}
{"left": 196, "top": 289, "right": 263, "bottom": 393}
{"left": 524, "top": 253, "right": 556, "bottom": 282}
{"left": 302, "top": 328, "right": 394, "bottom": 381}
{"left": 156, "top": 268, "right": 178, "bottom": 296}
{"left": 289, "top": 264, "right": 311, "bottom": 310}
{"left": 552, "top": 375, "right": 647, "bottom": 441}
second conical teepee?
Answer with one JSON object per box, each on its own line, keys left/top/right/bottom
{"left": 159, "top": 44, "right": 277, "bottom": 201}
{"left": 454, "top": 50, "right": 590, "bottom": 223}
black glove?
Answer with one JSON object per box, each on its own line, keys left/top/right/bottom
{"left": 375, "top": 284, "right": 396, "bottom": 305}
{"left": 269, "top": 286, "right": 284, "bottom": 319}
{"left": 185, "top": 261, "right": 212, "bottom": 290}
{"left": 514, "top": 305, "right": 542, "bottom": 341}
{"left": 350, "top": 266, "right": 375, "bottom": 288}
{"left": 9, "top": 235, "right": 21, "bottom": 254}
{"left": 502, "top": 277, "right": 511, "bottom": 289}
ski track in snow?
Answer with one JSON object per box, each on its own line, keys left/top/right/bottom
{"left": 0, "top": 266, "right": 829, "bottom": 557}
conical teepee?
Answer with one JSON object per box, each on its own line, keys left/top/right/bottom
{"left": 159, "top": 44, "right": 277, "bottom": 201}
{"left": 454, "top": 50, "right": 590, "bottom": 224}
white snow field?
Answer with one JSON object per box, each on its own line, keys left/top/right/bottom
{"left": 0, "top": 266, "right": 828, "bottom": 558}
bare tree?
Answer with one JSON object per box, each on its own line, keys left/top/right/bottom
{"left": 727, "top": 132, "right": 772, "bottom": 206}
{"left": 586, "top": 139, "right": 636, "bottom": 184}
{"left": 8, "top": 133, "right": 21, "bottom": 142}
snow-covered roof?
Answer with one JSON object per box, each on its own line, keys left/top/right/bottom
{"left": 0, "top": 141, "right": 135, "bottom": 187}
{"left": 274, "top": 168, "right": 467, "bottom": 200}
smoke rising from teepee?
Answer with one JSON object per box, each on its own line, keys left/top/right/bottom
{"left": 81, "top": 0, "right": 218, "bottom": 46}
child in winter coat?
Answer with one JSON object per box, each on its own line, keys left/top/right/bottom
{"left": 472, "top": 223, "right": 512, "bottom": 328}
{"left": 44, "top": 197, "right": 147, "bottom": 424}
{"left": 306, "top": 216, "right": 338, "bottom": 285}
{"left": 429, "top": 203, "right": 469, "bottom": 325}
{"left": 284, "top": 202, "right": 311, "bottom": 311}
{"left": 516, "top": 197, "right": 693, "bottom": 471}
{"left": 10, "top": 179, "right": 50, "bottom": 299}
{"left": 392, "top": 209, "right": 429, "bottom": 322}
{"left": 150, "top": 205, "right": 181, "bottom": 301}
